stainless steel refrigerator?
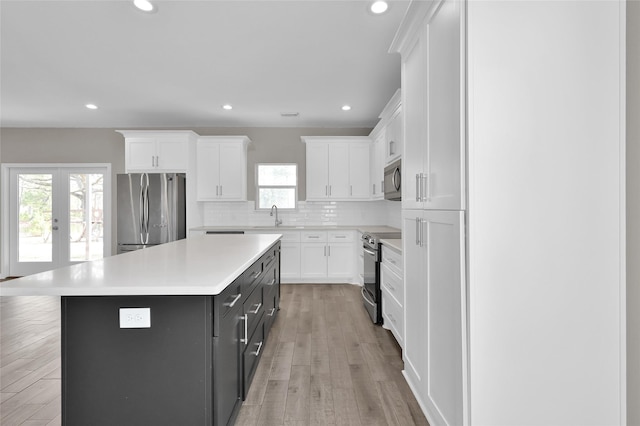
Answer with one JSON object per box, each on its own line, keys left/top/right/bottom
{"left": 117, "top": 173, "right": 186, "bottom": 254}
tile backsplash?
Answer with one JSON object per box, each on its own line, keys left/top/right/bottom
{"left": 202, "top": 200, "right": 401, "bottom": 229}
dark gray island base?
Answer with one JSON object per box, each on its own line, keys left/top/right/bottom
{"left": 61, "top": 241, "right": 280, "bottom": 426}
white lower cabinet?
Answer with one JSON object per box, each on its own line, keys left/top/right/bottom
{"left": 299, "top": 230, "right": 355, "bottom": 281}
{"left": 244, "top": 230, "right": 301, "bottom": 280}
{"left": 402, "top": 209, "right": 466, "bottom": 426}
{"left": 280, "top": 242, "right": 301, "bottom": 280}
{"left": 381, "top": 244, "right": 403, "bottom": 346}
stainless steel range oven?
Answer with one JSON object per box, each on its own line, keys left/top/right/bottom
{"left": 361, "top": 229, "right": 401, "bottom": 324}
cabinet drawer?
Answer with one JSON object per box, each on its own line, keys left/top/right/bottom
{"left": 243, "top": 319, "right": 265, "bottom": 398}
{"left": 301, "top": 231, "right": 328, "bottom": 242}
{"left": 381, "top": 263, "right": 403, "bottom": 307}
{"left": 328, "top": 230, "right": 354, "bottom": 242}
{"left": 381, "top": 245, "right": 403, "bottom": 278}
{"left": 243, "top": 286, "right": 264, "bottom": 337}
{"left": 382, "top": 291, "right": 404, "bottom": 346}
{"left": 262, "top": 247, "right": 278, "bottom": 271}
{"left": 217, "top": 280, "right": 243, "bottom": 322}
{"left": 263, "top": 284, "right": 278, "bottom": 337}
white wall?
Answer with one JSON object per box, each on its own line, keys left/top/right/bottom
{"left": 627, "top": 1, "right": 639, "bottom": 423}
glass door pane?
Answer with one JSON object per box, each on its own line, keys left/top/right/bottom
{"left": 17, "top": 173, "right": 54, "bottom": 263}
{"left": 69, "top": 173, "right": 104, "bottom": 262}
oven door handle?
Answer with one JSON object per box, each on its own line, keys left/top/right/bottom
{"left": 361, "top": 287, "right": 376, "bottom": 307}
{"left": 363, "top": 247, "right": 377, "bottom": 256}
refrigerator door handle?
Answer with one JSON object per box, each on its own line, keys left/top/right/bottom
{"left": 140, "top": 173, "right": 150, "bottom": 244}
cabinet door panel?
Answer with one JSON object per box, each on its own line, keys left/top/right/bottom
{"left": 328, "top": 144, "right": 350, "bottom": 199}
{"left": 126, "top": 139, "right": 156, "bottom": 171}
{"left": 300, "top": 243, "right": 327, "bottom": 278}
{"left": 218, "top": 143, "right": 245, "bottom": 200}
{"left": 280, "top": 242, "right": 301, "bottom": 279}
{"left": 157, "top": 139, "right": 188, "bottom": 171}
{"left": 196, "top": 142, "right": 220, "bottom": 201}
{"left": 401, "top": 34, "right": 427, "bottom": 210}
{"left": 214, "top": 305, "right": 242, "bottom": 426}
{"left": 424, "top": 210, "right": 465, "bottom": 426}
{"left": 402, "top": 210, "right": 427, "bottom": 391}
{"left": 348, "top": 143, "right": 370, "bottom": 199}
{"left": 425, "top": 0, "right": 464, "bottom": 210}
{"left": 306, "top": 144, "right": 329, "bottom": 199}
{"left": 327, "top": 243, "right": 353, "bottom": 278}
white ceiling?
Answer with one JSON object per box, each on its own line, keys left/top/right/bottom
{"left": 0, "top": 0, "right": 409, "bottom": 129}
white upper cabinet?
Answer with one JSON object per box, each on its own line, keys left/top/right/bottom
{"left": 381, "top": 89, "right": 403, "bottom": 165}
{"left": 369, "top": 89, "right": 402, "bottom": 200}
{"left": 369, "top": 128, "right": 386, "bottom": 200}
{"left": 302, "top": 137, "right": 371, "bottom": 201}
{"left": 196, "top": 136, "right": 250, "bottom": 202}
{"left": 395, "top": 0, "right": 464, "bottom": 211}
{"left": 118, "top": 130, "right": 197, "bottom": 173}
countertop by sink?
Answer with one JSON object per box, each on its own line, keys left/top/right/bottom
{"left": 191, "top": 225, "right": 401, "bottom": 234}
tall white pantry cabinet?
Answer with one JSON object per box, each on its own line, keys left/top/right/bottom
{"left": 392, "top": 1, "right": 626, "bottom": 425}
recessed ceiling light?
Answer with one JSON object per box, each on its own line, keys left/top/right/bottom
{"left": 222, "top": 104, "right": 233, "bottom": 110}
{"left": 370, "top": 1, "right": 389, "bottom": 14}
{"left": 341, "top": 105, "right": 352, "bottom": 111}
{"left": 133, "top": 0, "right": 155, "bottom": 12}
{"left": 85, "top": 104, "right": 98, "bottom": 110}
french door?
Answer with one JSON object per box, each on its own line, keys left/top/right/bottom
{"left": 6, "top": 165, "right": 111, "bottom": 276}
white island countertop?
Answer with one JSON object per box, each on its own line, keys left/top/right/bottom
{"left": 0, "top": 234, "right": 281, "bottom": 297}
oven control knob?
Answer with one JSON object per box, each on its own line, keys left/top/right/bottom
{"left": 368, "top": 237, "right": 375, "bottom": 245}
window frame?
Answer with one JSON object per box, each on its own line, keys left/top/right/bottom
{"left": 255, "top": 163, "right": 298, "bottom": 211}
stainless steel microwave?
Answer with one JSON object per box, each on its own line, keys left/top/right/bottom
{"left": 383, "top": 159, "right": 401, "bottom": 201}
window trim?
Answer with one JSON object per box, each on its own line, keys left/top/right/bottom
{"left": 255, "top": 163, "right": 298, "bottom": 211}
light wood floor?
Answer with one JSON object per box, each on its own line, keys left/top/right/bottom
{"left": 1, "top": 284, "right": 428, "bottom": 426}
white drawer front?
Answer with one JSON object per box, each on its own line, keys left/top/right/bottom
{"left": 381, "top": 263, "right": 403, "bottom": 307}
{"left": 301, "top": 231, "right": 328, "bottom": 242}
{"left": 382, "top": 291, "right": 404, "bottom": 346}
{"left": 381, "top": 245, "right": 402, "bottom": 278}
{"left": 328, "top": 230, "right": 354, "bottom": 242}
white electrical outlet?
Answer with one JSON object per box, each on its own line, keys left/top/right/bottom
{"left": 119, "top": 307, "right": 151, "bottom": 328}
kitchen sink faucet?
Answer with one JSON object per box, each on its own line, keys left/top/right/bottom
{"left": 270, "top": 205, "right": 282, "bottom": 227}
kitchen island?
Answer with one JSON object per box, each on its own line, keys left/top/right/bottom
{"left": 0, "top": 234, "right": 282, "bottom": 426}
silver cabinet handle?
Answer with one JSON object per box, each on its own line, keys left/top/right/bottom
{"left": 416, "top": 174, "right": 421, "bottom": 201}
{"left": 266, "top": 278, "right": 276, "bottom": 286}
{"left": 363, "top": 247, "right": 376, "bottom": 256}
{"left": 308, "top": 235, "right": 320, "bottom": 239}
{"left": 373, "top": 183, "right": 376, "bottom": 194}
{"left": 250, "top": 270, "right": 261, "bottom": 280}
{"left": 225, "top": 293, "right": 242, "bottom": 308}
{"left": 415, "top": 217, "right": 420, "bottom": 246}
{"left": 268, "top": 307, "right": 276, "bottom": 316}
{"left": 216, "top": 185, "right": 219, "bottom": 196}
{"left": 249, "top": 302, "right": 262, "bottom": 315}
{"left": 325, "top": 185, "right": 328, "bottom": 196}
{"left": 350, "top": 185, "right": 353, "bottom": 196}
{"left": 156, "top": 155, "right": 159, "bottom": 168}
{"left": 252, "top": 341, "right": 263, "bottom": 357}
{"left": 421, "top": 173, "right": 428, "bottom": 201}
{"left": 335, "top": 235, "right": 346, "bottom": 239}
{"left": 329, "top": 185, "right": 332, "bottom": 196}
{"left": 241, "top": 314, "right": 248, "bottom": 345}
{"left": 419, "top": 219, "right": 425, "bottom": 248}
